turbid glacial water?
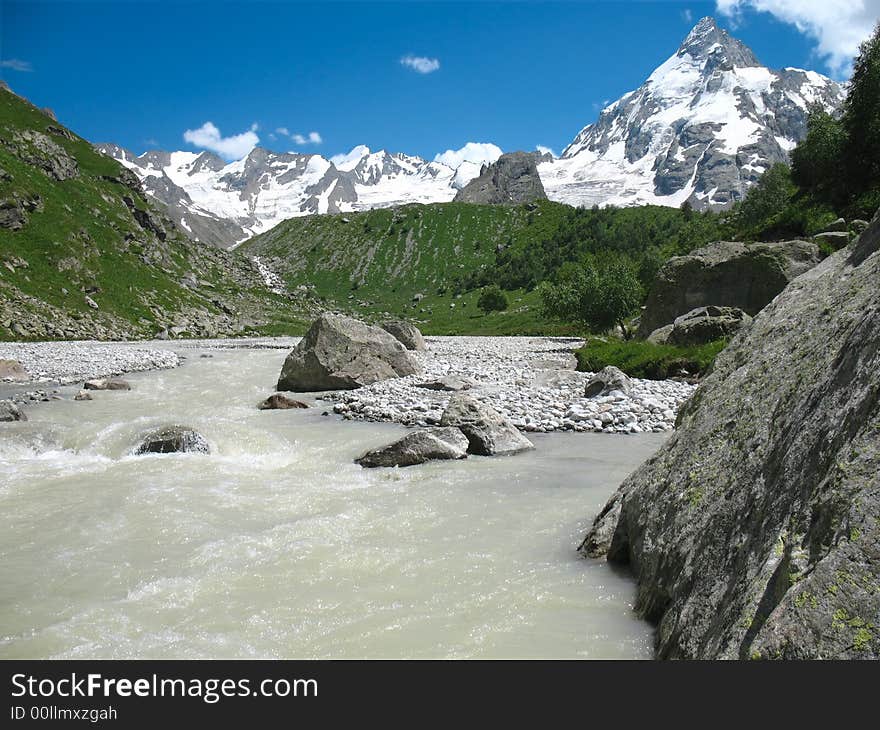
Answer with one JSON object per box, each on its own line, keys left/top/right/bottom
{"left": 0, "top": 347, "right": 664, "bottom": 658}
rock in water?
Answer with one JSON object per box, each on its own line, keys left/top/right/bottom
{"left": 581, "top": 208, "right": 880, "bottom": 660}
{"left": 276, "top": 314, "right": 420, "bottom": 391}
{"left": 380, "top": 320, "right": 426, "bottom": 351}
{"left": 83, "top": 377, "right": 131, "bottom": 391}
{"left": 584, "top": 366, "right": 631, "bottom": 398}
{"left": 258, "top": 393, "right": 309, "bottom": 410}
{"left": 666, "top": 305, "right": 752, "bottom": 346}
{"left": 453, "top": 152, "right": 547, "bottom": 205}
{"left": 440, "top": 393, "right": 533, "bottom": 456}
{"left": 0, "top": 359, "right": 28, "bottom": 381}
{"left": 637, "top": 239, "right": 821, "bottom": 337}
{"left": 134, "top": 426, "right": 210, "bottom": 455}
{"left": 356, "top": 427, "right": 469, "bottom": 468}
{"left": 0, "top": 401, "right": 27, "bottom": 422}
{"left": 74, "top": 390, "right": 92, "bottom": 401}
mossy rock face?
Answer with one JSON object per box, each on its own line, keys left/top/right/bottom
{"left": 582, "top": 209, "right": 880, "bottom": 659}
{"left": 637, "top": 239, "right": 822, "bottom": 337}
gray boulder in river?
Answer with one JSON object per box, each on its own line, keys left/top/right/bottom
{"left": 637, "top": 239, "right": 821, "bottom": 337}
{"left": 440, "top": 393, "right": 534, "bottom": 456}
{"left": 584, "top": 366, "right": 631, "bottom": 398}
{"left": 134, "top": 426, "right": 210, "bottom": 455}
{"left": 276, "top": 313, "right": 420, "bottom": 391}
{"left": 356, "top": 427, "right": 469, "bottom": 468}
{"left": 380, "top": 319, "right": 426, "bottom": 351}
{"left": 581, "top": 209, "right": 880, "bottom": 659}
{"left": 0, "top": 400, "right": 27, "bottom": 422}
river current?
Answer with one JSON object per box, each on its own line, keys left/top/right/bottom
{"left": 0, "top": 347, "right": 662, "bottom": 658}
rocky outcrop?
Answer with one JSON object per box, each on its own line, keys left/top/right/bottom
{"left": 440, "top": 393, "right": 534, "bottom": 456}
{"left": 134, "top": 426, "right": 210, "bottom": 455}
{"left": 355, "top": 427, "right": 469, "bottom": 468}
{"left": 663, "top": 305, "right": 752, "bottom": 346}
{"left": 1, "top": 129, "right": 79, "bottom": 181}
{"left": 584, "top": 366, "right": 631, "bottom": 398}
{"left": 380, "top": 319, "right": 426, "bottom": 351}
{"left": 581, "top": 209, "right": 880, "bottom": 659}
{"left": 453, "top": 152, "right": 547, "bottom": 205}
{"left": 637, "top": 239, "right": 821, "bottom": 337}
{"left": 258, "top": 393, "right": 309, "bottom": 410}
{"left": 276, "top": 314, "right": 420, "bottom": 391}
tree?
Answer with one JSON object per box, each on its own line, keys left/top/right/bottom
{"left": 477, "top": 285, "right": 508, "bottom": 313}
{"left": 842, "top": 22, "right": 880, "bottom": 199}
{"left": 734, "top": 163, "right": 797, "bottom": 235}
{"left": 539, "top": 255, "right": 643, "bottom": 338}
{"left": 790, "top": 106, "right": 846, "bottom": 205}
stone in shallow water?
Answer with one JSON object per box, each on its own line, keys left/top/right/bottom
{"left": 258, "top": 393, "right": 309, "bottom": 410}
{"left": 84, "top": 377, "right": 131, "bottom": 391}
{"left": 356, "top": 427, "right": 469, "bottom": 468}
{"left": 440, "top": 393, "right": 533, "bottom": 456}
{"left": 134, "top": 426, "right": 210, "bottom": 455}
{"left": 0, "top": 359, "right": 28, "bottom": 381}
{"left": 0, "top": 400, "right": 27, "bottom": 422}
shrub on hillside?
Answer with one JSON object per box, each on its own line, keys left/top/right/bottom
{"left": 477, "top": 285, "right": 508, "bottom": 313}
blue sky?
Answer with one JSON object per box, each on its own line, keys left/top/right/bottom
{"left": 2, "top": 1, "right": 878, "bottom": 163}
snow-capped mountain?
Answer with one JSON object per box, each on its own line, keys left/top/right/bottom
{"left": 98, "top": 17, "right": 844, "bottom": 248}
{"left": 95, "top": 143, "right": 478, "bottom": 248}
{"left": 540, "top": 16, "right": 844, "bottom": 209}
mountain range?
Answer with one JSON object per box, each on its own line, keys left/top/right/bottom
{"left": 98, "top": 17, "right": 844, "bottom": 248}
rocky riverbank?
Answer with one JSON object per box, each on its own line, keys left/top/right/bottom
{"left": 329, "top": 336, "right": 696, "bottom": 433}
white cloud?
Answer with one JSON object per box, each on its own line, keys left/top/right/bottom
{"left": 183, "top": 121, "right": 259, "bottom": 160}
{"left": 682, "top": 8, "right": 694, "bottom": 23}
{"left": 276, "top": 127, "right": 290, "bottom": 136}
{"left": 400, "top": 55, "right": 441, "bottom": 74}
{"left": 716, "top": 0, "right": 880, "bottom": 76}
{"left": 291, "top": 131, "right": 323, "bottom": 145}
{"left": 433, "top": 142, "right": 503, "bottom": 168}
{"left": 0, "top": 58, "right": 32, "bottom": 72}
{"left": 536, "top": 145, "right": 556, "bottom": 157}
{"left": 330, "top": 145, "right": 371, "bottom": 170}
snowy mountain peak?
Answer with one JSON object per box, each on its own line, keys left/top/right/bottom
{"left": 676, "top": 16, "right": 760, "bottom": 68}
{"left": 546, "top": 18, "right": 844, "bottom": 210}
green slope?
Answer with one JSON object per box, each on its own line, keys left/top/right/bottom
{"left": 242, "top": 200, "right": 580, "bottom": 335}
{"left": 0, "top": 86, "right": 311, "bottom": 341}
{"left": 241, "top": 198, "right": 729, "bottom": 335}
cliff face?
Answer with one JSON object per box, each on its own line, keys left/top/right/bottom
{"left": 582, "top": 210, "right": 880, "bottom": 659}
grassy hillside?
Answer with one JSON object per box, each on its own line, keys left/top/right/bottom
{"left": 242, "top": 200, "right": 582, "bottom": 334}
{"left": 242, "top": 199, "right": 728, "bottom": 335}
{"left": 0, "top": 86, "right": 312, "bottom": 341}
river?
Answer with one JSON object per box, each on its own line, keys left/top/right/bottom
{"left": 0, "top": 346, "right": 661, "bottom": 658}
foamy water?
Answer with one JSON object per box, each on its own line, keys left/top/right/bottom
{"left": 0, "top": 347, "right": 661, "bottom": 658}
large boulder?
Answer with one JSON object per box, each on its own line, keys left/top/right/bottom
{"left": 134, "top": 426, "right": 210, "bottom": 455}
{"left": 380, "top": 319, "right": 426, "bottom": 351}
{"left": 580, "top": 209, "right": 880, "bottom": 659}
{"left": 453, "top": 152, "right": 547, "bottom": 205}
{"left": 0, "top": 401, "right": 27, "bottom": 422}
{"left": 584, "top": 366, "right": 631, "bottom": 398}
{"left": 666, "top": 305, "right": 752, "bottom": 346}
{"left": 276, "top": 314, "right": 420, "bottom": 391}
{"left": 0, "top": 359, "right": 28, "bottom": 381}
{"left": 84, "top": 377, "right": 131, "bottom": 391}
{"left": 440, "top": 393, "right": 533, "bottom": 456}
{"left": 355, "top": 427, "right": 469, "bottom": 468}
{"left": 637, "top": 240, "right": 821, "bottom": 338}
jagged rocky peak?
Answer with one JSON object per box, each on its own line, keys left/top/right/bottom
{"left": 676, "top": 15, "right": 760, "bottom": 68}
{"left": 454, "top": 152, "right": 547, "bottom": 205}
